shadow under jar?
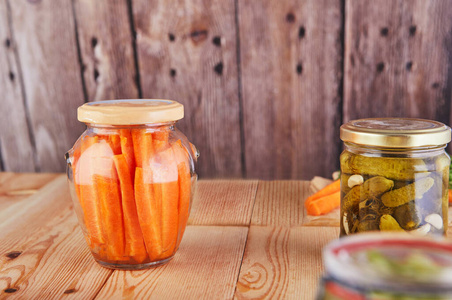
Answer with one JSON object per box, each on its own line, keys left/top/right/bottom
{"left": 339, "top": 118, "right": 451, "bottom": 237}
{"left": 65, "top": 99, "right": 198, "bottom": 270}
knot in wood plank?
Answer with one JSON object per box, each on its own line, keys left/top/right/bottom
{"left": 5, "top": 251, "right": 22, "bottom": 259}
{"left": 190, "top": 29, "right": 208, "bottom": 44}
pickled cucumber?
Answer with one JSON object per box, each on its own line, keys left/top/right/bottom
{"left": 341, "top": 153, "right": 429, "bottom": 181}
{"left": 380, "top": 215, "right": 404, "bottom": 231}
{"left": 381, "top": 177, "right": 434, "bottom": 208}
{"left": 340, "top": 150, "right": 449, "bottom": 237}
{"left": 392, "top": 201, "right": 421, "bottom": 230}
{"left": 342, "top": 176, "right": 394, "bottom": 211}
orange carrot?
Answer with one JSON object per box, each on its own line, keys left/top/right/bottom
{"left": 172, "top": 140, "right": 192, "bottom": 249}
{"left": 72, "top": 139, "right": 82, "bottom": 201}
{"left": 153, "top": 129, "right": 170, "bottom": 152}
{"left": 154, "top": 147, "right": 179, "bottom": 256}
{"left": 95, "top": 172, "right": 125, "bottom": 261}
{"left": 306, "top": 191, "right": 341, "bottom": 216}
{"left": 113, "top": 154, "right": 147, "bottom": 263}
{"left": 120, "top": 129, "right": 136, "bottom": 181}
{"left": 135, "top": 167, "right": 163, "bottom": 260}
{"left": 77, "top": 136, "right": 105, "bottom": 249}
{"left": 304, "top": 179, "right": 340, "bottom": 208}
{"left": 449, "top": 189, "right": 452, "bottom": 204}
{"left": 109, "top": 134, "right": 122, "bottom": 155}
{"left": 132, "top": 129, "right": 154, "bottom": 168}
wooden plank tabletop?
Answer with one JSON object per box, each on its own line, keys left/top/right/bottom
{"left": 0, "top": 172, "right": 425, "bottom": 299}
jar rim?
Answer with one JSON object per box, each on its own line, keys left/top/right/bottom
{"left": 341, "top": 118, "right": 451, "bottom": 148}
{"left": 78, "top": 99, "right": 184, "bottom": 125}
{"left": 324, "top": 233, "right": 452, "bottom": 291}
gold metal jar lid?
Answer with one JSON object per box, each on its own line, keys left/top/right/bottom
{"left": 340, "top": 118, "right": 451, "bottom": 148}
{"left": 77, "top": 99, "right": 184, "bottom": 125}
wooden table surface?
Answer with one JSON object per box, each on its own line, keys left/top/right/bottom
{"left": 0, "top": 173, "right": 385, "bottom": 299}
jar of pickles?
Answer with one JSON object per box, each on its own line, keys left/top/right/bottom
{"left": 65, "top": 99, "right": 198, "bottom": 269}
{"left": 340, "top": 118, "right": 451, "bottom": 237}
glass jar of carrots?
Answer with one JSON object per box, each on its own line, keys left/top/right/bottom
{"left": 65, "top": 99, "right": 198, "bottom": 270}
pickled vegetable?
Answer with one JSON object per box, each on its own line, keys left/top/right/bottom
{"left": 73, "top": 128, "right": 193, "bottom": 265}
{"left": 392, "top": 202, "right": 421, "bottom": 230}
{"left": 381, "top": 177, "right": 434, "bottom": 207}
{"left": 380, "top": 215, "right": 404, "bottom": 231}
{"left": 341, "top": 152, "right": 430, "bottom": 181}
{"left": 340, "top": 150, "right": 449, "bottom": 237}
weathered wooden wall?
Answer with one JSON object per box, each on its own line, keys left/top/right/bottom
{"left": 1, "top": 0, "right": 452, "bottom": 179}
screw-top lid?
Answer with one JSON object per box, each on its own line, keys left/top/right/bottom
{"left": 77, "top": 99, "right": 184, "bottom": 125}
{"left": 340, "top": 118, "right": 451, "bottom": 148}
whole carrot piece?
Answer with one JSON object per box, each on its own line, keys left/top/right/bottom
{"left": 76, "top": 136, "right": 105, "bottom": 249}
{"left": 114, "top": 154, "right": 147, "bottom": 263}
{"left": 306, "top": 191, "right": 341, "bottom": 216}
{"left": 135, "top": 167, "right": 163, "bottom": 261}
{"left": 172, "top": 140, "right": 192, "bottom": 249}
{"left": 304, "top": 179, "right": 340, "bottom": 208}
{"left": 95, "top": 172, "right": 125, "bottom": 262}
{"left": 154, "top": 146, "right": 179, "bottom": 257}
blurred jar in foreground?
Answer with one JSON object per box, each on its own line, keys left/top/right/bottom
{"left": 340, "top": 118, "right": 451, "bottom": 237}
{"left": 318, "top": 233, "right": 452, "bottom": 299}
{"left": 65, "top": 99, "right": 198, "bottom": 270}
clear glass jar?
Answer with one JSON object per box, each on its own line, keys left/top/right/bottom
{"left": 339, "top": 118, "right": 451, "bottom": 237}
{"left": 317, "top": 233, "right": 452, "bottom": 299}
{"left": 65, "top": 99, "right": 198, "bottom": 270}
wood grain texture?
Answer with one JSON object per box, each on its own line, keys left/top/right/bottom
{"left": 189, "top": 180, "right": 258, "bottom": 225}
{"left": 235, "top": 226, "right": 339, "bottom": 300}
{"left": 8, "top": 0, "right": 85, "bottom": 172}
{"left": 251, "top": 181, "right": 311, "bottom": 226}
{"left": 0, "top": 176, "right": 112, "bottom": 299}
{"left": 0, "top": 0, "right": 36, "bottom": 172}
{"left": 239, "top": 0, "right": 343, "bottom": 180}
{"left": 132, "top": 0, "right": 242, "bottom": 178}
{"left": 0, "top": 172, "right": 58, "bottom": 211}
{"left": 95, "top": 226, "right": 248, "bottom": 299}
{"left": 73, "top": 0, "right": 139, "bottom": 101}
{"left": 0, "top": 176, "right": 71, "bottom": 238}
{"left": 344, "top": 0, "right": 452, "bottom": 123}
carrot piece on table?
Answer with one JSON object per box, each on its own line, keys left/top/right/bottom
{"left": 306, "top": 191, "right": 341, "bottom": 216}
{"left": 135, "top": 167, "right": 163, "bottom": 261}
{"left": 95, "top": 172, "right": 125, "bottom": 261}
{"left": 154, "top": 147, "right": 179, "bottom": 256}
{"left": 304, "top": 179, "right": 340, "bottom": 208}
{"left": 172, "top": 140, "right": 192, "bottom": 249}
{"left": 449, "top": 189, "right": 452, "bottom": 204}
{"left": 120, "top": 129, "right": 136, "bottom": 181}
{"left": 113, "top": 154, "right": 147, "bottom": 263}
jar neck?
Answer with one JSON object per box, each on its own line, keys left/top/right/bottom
{"left": 86, "top": 121, "right": 177, "bottom": 134}
{"left": 344, "top": 142, "right": 447, "bottom": 156}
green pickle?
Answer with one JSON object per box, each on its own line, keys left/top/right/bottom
{"left": 341, "top": 152, "right": 430, "bottom": 181}
{"left": 340, "top": 151, "right": 449, "bottom": 236}
{"left": 379, "top": 215, "right": 404, "bottom": 231}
